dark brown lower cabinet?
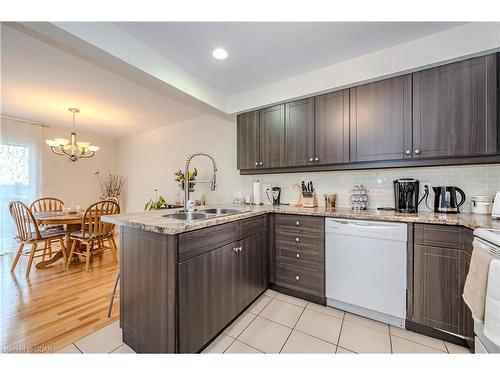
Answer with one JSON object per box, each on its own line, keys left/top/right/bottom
{"left": 178, "top": 226, "right": 268, "bottom": 353}
{"left": 410, "top": 224, "right": 474, "bottom": 342}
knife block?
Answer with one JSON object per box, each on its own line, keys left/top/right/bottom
{"left": 302, "top": 192, "right": 318, "bottom": 208}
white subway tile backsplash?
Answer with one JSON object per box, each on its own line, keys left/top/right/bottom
{"left": 248, "top": 164, "right": 500, "bottom": 212}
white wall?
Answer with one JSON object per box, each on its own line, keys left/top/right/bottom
{"left": 118, "top": 114, "right": 245, "bottom": 212}
{"left": 250, "top": 165, "right": 500, "bottom": 213}
{"left": 40, "top": 126, "right": 118, "bottom": 207}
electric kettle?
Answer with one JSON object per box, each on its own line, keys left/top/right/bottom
{"left": 432, "top": 186, "right": 466, "bottom": 213}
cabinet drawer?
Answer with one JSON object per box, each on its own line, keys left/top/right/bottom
{"left": 238, "top": 214, "right": 267, "bottom": 239}
{"left": 276, "top": 263, "right": 324, "bottom": 297}
{"left": 276, "top": 231, "right": 323, "bottom": 253}
{"left": 276, "top": 214, "right": 324, "bottom": 234}
{"left": 178, "top": 222, "right": 237, "bottom": 261}
{"left": 414, "top": 224, "right": 460, "bottom": 249}
{"left": 277, "top": 248, "right": 322, "bottom": 269}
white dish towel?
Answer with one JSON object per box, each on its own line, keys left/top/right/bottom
{"left": 484, "top": 259, "right": 500, "bottom": 346}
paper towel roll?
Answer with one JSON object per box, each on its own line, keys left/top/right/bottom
{"left": 253, "top": 180, "right": 261, "bottom": 205}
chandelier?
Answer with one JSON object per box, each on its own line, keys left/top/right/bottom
{"left": 45, "top": 108, "right": 99, "bottom": 162}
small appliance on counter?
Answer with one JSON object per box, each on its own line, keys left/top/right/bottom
{"left": 492, "top": 192, "right": 500, "bottom": 219}
{"left": 393, "top": 178, "right": 420, "bottom": 213}
{"left": 350, "top": 184, "right": 368, "bottom": 210}
{"left": 265, "top": 186, "right": 281, "bottom": 205}
{"left": 471, "top": 195, "right": 495, "bottom": 215}
{"left": 301, "top": 181, "right": 317, "bottom": 208}
{"left": 433, "top": 186, "right": 466, "bottom": 213}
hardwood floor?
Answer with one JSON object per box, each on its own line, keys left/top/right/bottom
{"left": 1, "top": 239, "right": 119, "bottom": 353}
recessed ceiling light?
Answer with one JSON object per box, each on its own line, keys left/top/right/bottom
{"left": 212, "top": 48, "right": 228, "bottom": 60}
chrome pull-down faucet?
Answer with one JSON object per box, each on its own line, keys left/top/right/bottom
{"left": 183, "top": 152, "right": 218, "bottom": 212}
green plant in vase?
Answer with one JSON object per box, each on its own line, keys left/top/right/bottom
{"left": 174, "top": 168, "right": 197, "bottom": 192}
{"left": 144, "top": 189, "right": 169, "bottom": 211}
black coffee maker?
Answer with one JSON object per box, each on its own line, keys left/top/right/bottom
{"left": 394, "top": 178, "right": 420, "bottom": 213}
{"left": 432, "top": 186, "right": 466, "bottom": 213}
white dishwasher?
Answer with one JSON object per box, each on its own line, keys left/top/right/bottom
{"left": 325, "top": 218, "right": 407, "bottom": 328}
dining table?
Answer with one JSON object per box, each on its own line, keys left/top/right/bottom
{"left": 33, "top": 211, "right": 83, "bottom": 269}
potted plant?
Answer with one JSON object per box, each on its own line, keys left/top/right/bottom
{"left": 144, "top": 189, "right": 169, "bottom": 211}
{"left": 174, "top": 168, "right": 197, "bottom": 192}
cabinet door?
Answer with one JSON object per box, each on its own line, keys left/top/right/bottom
{"left": 259, "top": 104, "right": 286, "bottom": 168}
{"left": 413, "top": 55, "right": 497, "bottom": 158}
{"left": 314, "top": 90, "right": 350, "bottom": 165}
{"left": 412, "top": 244, "right": 461, "bottom": 334}
{"left": 238, "top": 231, "right": 267, "bottom": 309}
{"left": 285, "top": 98, "right": 315, "bottom": 167}
{"left": 461, "top": 250, "right": 474, "bottom": 344}
{"left": 237, "top": 111, "right": 260, "bottom": 170}
{"left": 178, "top": 242, "right": 239, "bottom": 353}
{"left": 350, "top": 75, "right": 412, "bottom": 162}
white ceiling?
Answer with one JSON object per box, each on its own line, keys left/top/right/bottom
{"left": 114, "top": 22, "right": 464, "bottom": 94}
{"left": 0, "top": 24, "right": 206, "bottom": 137}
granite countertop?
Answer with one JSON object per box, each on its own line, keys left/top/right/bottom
{"left": 102, "top": 203, "right": 500, "bottom": 235}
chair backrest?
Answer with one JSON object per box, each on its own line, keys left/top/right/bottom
{"left": 81, "top": 200, "right": 120, "bottom": 239}
{"left": 30, "top": 197, "right": 64, "bottom": 213}
{"left": 105, "top": 197, "right": 119, "bottom": 204}
{"left": 9, "top": 201, "right": 41, "bottom": 242}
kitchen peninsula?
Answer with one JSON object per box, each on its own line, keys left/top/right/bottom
{"left": 102, "top": 205, "right": 499, "bottom": 353}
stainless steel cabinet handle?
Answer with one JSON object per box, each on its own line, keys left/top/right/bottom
{"left": 259, "top": 162, "right": 263, "bottom": 166}
{"left": 255, "top": 162, "right": 258, "bottom": 166}
{"left": 405, "top": 150, "right": 411, "bottom": 155}
{"left": 295, "top": 237, "right": 300, "bottom": 243}
{"left": 315, "top": 157, "right": 319, "bottom": 162}
{"left": 414, "top": 149, "right": 420, "bottom": 155}
{"left": 295, "top": 275, "right": 300, "bottom": 281}
{"left": 309, "top": 157, "right": 314, "bottom": 162}
{"left": 296, "top": 253, "right": 300, "bottom": 258}
{"left": 233, "top": 247, "right": 239, "bottom": 253}
{"left": 295, "top": 221, "right": 300, "bottom": 226}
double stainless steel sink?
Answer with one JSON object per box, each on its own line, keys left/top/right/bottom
{"left": 162, "top": 208, "right": 248, "bottom": 222}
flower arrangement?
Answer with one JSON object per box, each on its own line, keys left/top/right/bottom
{"left": 95, "top": 171, "right": 126, "bottom": 201}
{"left": 174, "top": 168, "right": 197, "bottom": 191}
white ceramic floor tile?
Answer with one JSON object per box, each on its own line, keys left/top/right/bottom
{"left": 444, "top": 342, "right": 472, "bottom": 354}
{"left": 202, "top": 334, "right": 234, "bottom": 354}
{"left": 344, "top": 313, "right": 389, "bottom": 333}
{"left": 110, "top": 344, "right": 136, "bottom": 354}
{"left": 294, "top": 309, "right": 342, "bottom": 344}
{"left": 391, "top": 336, "right": 445, "bottom": 354}
{"left": 281, "top": 330, "right": 336, "bottom": 353}
{"left": 339, "top": 321, "right": 391, "bottom": 353}
{"left": 306, "top": 303, "right": 345, "bottom": 319}
{"left": 274, "top": 293, "right": 307, "bottom": 307}
{"left": 74, "top": 321, "right": 123, "bottom": 353}
{"left": 225, "top": 340, "right": 263, "bottom": 353}
{"left": 390, "top": 326, "right": 447, "bottom": 352}
{"left": 264, "top": 289, "right": 277, "bottom": 298}
{"left": 336, "top": 346, "right": 357, "bottom": 354}
{"left": 224, "top": 312, "right": 257, "bottom": 338}
{"left": 56, "top": 344, "right": 81, "bottom": 354}
{"left": 238, "top": 316, "right": 292, "bottom": 353}
{"left": 260, "top": 299, "right": 304, "bottom": 328}
{"left": 248, "top": 295, "right": 272, "bottom": 314}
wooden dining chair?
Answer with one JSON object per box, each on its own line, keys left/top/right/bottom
{"left": 9, "top": 201, "right": 67, "bottom": 278}
{"left": 30, "top": 197, "right": 65, "bottom": 258}
{"left": 67, "top": 200, "right": 120, "bottom": 272}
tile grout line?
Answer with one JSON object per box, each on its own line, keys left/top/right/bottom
{"left": 334, "top": 312, "right": 346, "bottom": 353}
{"left": 278, "top": 303, "right": 307, "bottom": 353}
{"left": 72, "top": 342, "right": 84, "bottom": 354}
{"left": 388, "top": 325, "right": 394, "bottom": 354}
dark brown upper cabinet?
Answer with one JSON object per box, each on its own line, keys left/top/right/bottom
{"left": 285, "top": 98, "right": 315, "bottom": 167}
{"left": 413, "top": 54, "right": 498, "bottom": 158}
{"left": 350, "top": 75, "right": 412, "bottom": 162}
{"left": 315, "top": 90, "right": 350, "bottom": 165}
{"left": 260, "top": 104, "right": 286, "bottom": 169}
{"left": 237, "top": 110, "right": 260, "bottom": 170}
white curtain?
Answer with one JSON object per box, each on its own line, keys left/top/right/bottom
{"left": 0, "top": 117, "right": 41, "bottom": 251}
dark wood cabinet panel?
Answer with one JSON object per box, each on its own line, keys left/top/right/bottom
{"left": 413, "top": 55, "right": 498, "bottom": 158}
{"left": 350, "top": 75, "right": 412, "bottom": 162}
{"left": 178, "top": 242, "right": 239, "bottom": 353}
{"left": 285, "top": 98, "right": 315, "bottom": 167}
{"left": 412, "top": 244, "right": 461, "bottom": 334}
{"left": 314, "top": 90, "right": 350, "bottom": 164}
{"left": 238, "top": 231, "right": 268, "bottom": 309}
{"left": 259, "top": 104, "right": 286, "bottom": 168}
{"left": 237, "top": 110, "right": 260, "bottom": 170}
